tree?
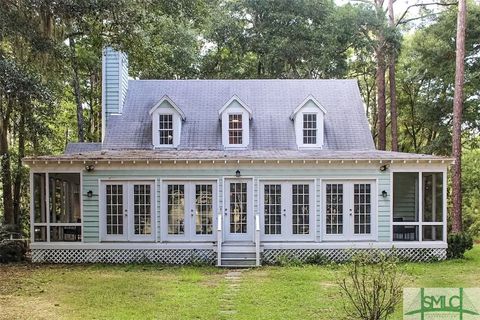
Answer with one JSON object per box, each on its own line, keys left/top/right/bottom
{"left": 387, "top": 0, "right": 398, "bottom": 151}
{"left": 451, "top": 0, "right": 467, "bottom": 233}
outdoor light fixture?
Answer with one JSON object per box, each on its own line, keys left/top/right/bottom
{"left": 382, "top": 190, "right": 388, "bottom": 198}
{"left": 86, "top": 190, "right": 94, "bottom": 198}
{"left": 85, "top": 164, "right": 95, "bottom": 172}
{"left": 379, "top": 164, "right": 389, "bottom": 172}
{"left": 235, "top": 170, "right": 241, "bottom": 178}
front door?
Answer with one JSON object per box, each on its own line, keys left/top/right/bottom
{"left": 322, "top": 180, "right": 376, "bottom": 241}
{"left": 101, "top": 181, "right": 155, "bottom": 242}
{"left": 162, "top": 181, "right": 217, "bottom": 241}
{"left": 224, "top": 179, "right": 253, "bottom": 241}
{"left": 260, "top": 181, "right": 315, "bottom": 241}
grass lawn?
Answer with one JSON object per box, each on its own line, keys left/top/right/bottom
{"left": 1, "top": 246, "right": 479, "bottom": 320}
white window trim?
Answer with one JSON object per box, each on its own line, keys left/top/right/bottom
{"left": 390, "top": 169, "right": 447, "bottom": 243}
{"left": 291, "top": 95, "right": 326, "bottom": 149}
{"left": 149, "top": 95, "right": 185, "bottom": 149}
{"left": 219, "top": 95, "right": 252, "bottom": 150}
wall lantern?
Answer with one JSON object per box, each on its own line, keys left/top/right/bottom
{"left": 235, "top": 170, "right": 241, "bottom": 178}
{"left": 379, "top": 164, "right": 389, "bottom": 172}
{"left": 85, "top": 164, "right": 95, "bottom": 172}
{"left": 86, "top": 190, "right": 94, "bottom": 198}
{"left": 381, "top": 190, "right": 388, "bottom": 198}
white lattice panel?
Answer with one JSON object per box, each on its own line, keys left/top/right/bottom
{"left": 262, "top": 248, "right": 447, "bottom": 264}
{"left": 31, "top": 249, "right": 216, "bottom": 265}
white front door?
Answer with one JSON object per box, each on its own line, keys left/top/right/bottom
{"left": 224, "top": 179, "right": 253, "bottom": 241}
{"left": 322, "top": 180, "right": 377, "bottom": 241}
{"left": 260, "top": 181, "right": 315, "bottom": 241}
{"left": 162, "top": 181, "right": 217, "bottom": 241}
{"left": 101, "top": 181, "right": 155, "bottom": 242}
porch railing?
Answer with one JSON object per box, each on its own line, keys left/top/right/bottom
{"left": 254, "top": 214, "right": 260, "bottom": 266}
{"left": 216, "top": 212, "right": 222, "bottom": 266}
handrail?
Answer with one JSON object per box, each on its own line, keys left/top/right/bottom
{"left": 254, "top": 214, "right": 260, "bottom": 266}
{"left": 217, "top": 212, "right": 222, "bottom": 266}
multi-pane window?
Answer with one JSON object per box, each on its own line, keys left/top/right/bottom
{"left": 326, "top": 183, "right": 343, "bottom": 235}
{"left": 133, "top": 184, "right": 151, "bottom": 235}
{"left": 106, "top": 184, "right": 124, "bottom": 235}
{"left": 167, "top": 184, "right": 185, "bottom": 235}
{"left": 230, "top": 182, "right": 247, "bottom": 233}
{"left": 228, "top": 114, "right": 243, "bottom": 145}
{"left": 264, "top": 184, "right": 282, "bottom": 235}
{"left": 195, "top": 184, "right": 213, "bottom": 235}
{"left": 292, "top": 184, "right": 310, "bottom": 235}
{"left": 159, "top": 114, "right": 173, "bottom": 145}
{"left": 303, "top": 114, "right": 317, "bottom": 144}
{"left": 353, "top": 183, "right": 371, "bottom": 234}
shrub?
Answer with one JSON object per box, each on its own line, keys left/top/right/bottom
{"left": 274, "top": 254, "right": 304, "bottom": 267}
{"left": 0, "top": 240, "right": 28, "bottom": 263}
{"left": 447, "top": 232, "right": 474, "bottom": 259}
{"left": 338, "top": 251, "right": 404, "bottom": 320}
{"left": 305, "top": 252, "right": 328, "bottom": 265}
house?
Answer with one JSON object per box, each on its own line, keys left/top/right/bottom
{"left": 24, "top": 48, "right": 452, "bottom": 267}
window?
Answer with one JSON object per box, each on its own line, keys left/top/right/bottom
{"left": 159, "top": 114, "right": 173, "bottom": 145}
{"left": 32, "top": 173, "right": 81, "bottom": 242}
{"left": 228, "top": 114, "right": 243, "bottom": 145}
{"left": 167, "top": 184, "right": 185, "bottom": 235}
{"left": 292, "top": 184, "right": 310, "bottom": 235}
{"left": 303, "top": 114, "right": 317, "bottom": 144}
{"left": 264, "top": 184, "right": 282, "bottom": 235}
{"left": 393, "top": 172, "right": 445, "bottom": 241}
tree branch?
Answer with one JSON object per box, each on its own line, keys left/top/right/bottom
{"left": 396, "top": 2, "right": 458, "bottom": 26}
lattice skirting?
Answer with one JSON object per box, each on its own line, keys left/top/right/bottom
{"left": 262, "top": 248, "right": 447, "bottom": 264}
{"left": 31, "top": 249, "right": 216, "bottom": 265}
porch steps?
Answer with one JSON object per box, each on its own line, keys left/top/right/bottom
{"left": 219, "top": 242, "right": 258, "bottom": 268}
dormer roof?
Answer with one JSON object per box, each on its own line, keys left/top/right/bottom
{"left": 289, "top": 95, "right": 327, "bottom": 120}
{"left": 148, "top": 95, "right": 186, "bottom": 120}
{"left": 218, "top": 95, "right": 253, "bottom": 119}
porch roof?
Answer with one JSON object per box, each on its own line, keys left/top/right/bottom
{"left": 23, "top": 149, "right": 454, "bottom": 164}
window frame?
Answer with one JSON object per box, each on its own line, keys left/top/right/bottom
{"left": 158, "top": 114, "right": 174, "bottom": 146}
{"left": 221, "top": 110, "right": 250, "bottom": 149}
{"left": 391, "top": 169, "right": 447, "bottom": 243}
{"left": 302, "top": 113, "right": 318, "bottom": 145}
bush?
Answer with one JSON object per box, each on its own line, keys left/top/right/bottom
{"left": 338, "top": 251, "right": 404, "bottom": 320}
{"left": 274, "top": 254, "right": 304, "bottom": 267}
{"left": 447, "top": 232, "right": 474, "bottom": 259}
{"left": 305, "top": 252, "right": 328, "bottom": 265}
{"left": 0, "top": 240, "right": 28, "bottom": 263}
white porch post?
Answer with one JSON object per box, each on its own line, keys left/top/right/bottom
{"left": 217, "top": 211, "right": 222, "bottom": 266}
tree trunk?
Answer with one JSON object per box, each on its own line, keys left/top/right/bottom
{"left": 451, "top": 0, "right": 467, "bottom": 234}
{"left": 0, "top": 97, "right": 14, "bottom": 227}
{"left": 13, "top": 101, "right": 26, "bottom": 227}
{"left": 376, "top": 40, "right": 387, "bottom": 151}
{"left": 69, "top": 36, "right": 84, "bottom": 142}
{"left": 387, "top": 0, "right": 398, "bottom": 151}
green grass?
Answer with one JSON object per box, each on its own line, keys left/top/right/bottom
{"left": 1, "top": 246, "right": 479, "bottom": 320}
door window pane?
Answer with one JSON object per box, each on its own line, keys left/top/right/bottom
{"left": 353, "top": 183, "right": 372, "bottom": 234}
{"left": 393, "top": 225, "right": 419, "bottom": 241}
{"left": 195, "top": 184, "right": 213, "bottom": 235}
{"left": 230, "top": 183, "right": 247, "bottom": 233}
{"left": 168, "top": 185, "right": 185, "bottom": 235}
{"left": 264, "top": 184, "right": 282, "bottom": 235}
{"left": 423, "top": 172, "right": 443, "bottom": 222}
{"left": 393, "top": 173, "right": 419, "bottom": 222}
{"left": 326, "top": 183, "right": 343, "bottom": 234}
{"left": 292, "top": 184, "right": 310, "bottom": 235}
{"left": 133, "top": 184, "right": 152, "bottom": 235}
{"left": 106, "top": 184, "right": 124, "bottom": 235}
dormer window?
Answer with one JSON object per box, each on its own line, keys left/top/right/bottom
{"left": 149, "top": 96, "right": 186, "bottom": 148}
{"left": 218, "top": 95, "right": 253, "bottom": 149}
{"left": 290, "top": 95, "right": 326, "bottom": 149}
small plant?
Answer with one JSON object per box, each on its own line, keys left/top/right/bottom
{"left": 447, "top": 232, "right": 473, "bottom": 259}
{"left": 274, "top": 254, "right": 304, "bottom": 267}
{"left": 305, "top": 252, "right": 328, "bottom": 265}
{"left": 338, "top": 251, "right": 404, "bottom": 320}
{"left": 0, "top": 240, "right": 27, "bottom": 263}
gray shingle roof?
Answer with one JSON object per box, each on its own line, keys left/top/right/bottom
{"left": 103, "top": 79, "right": 375, "bottom": 151}
{"left": 65, "top": 143, "right": 102, "bottom": 154}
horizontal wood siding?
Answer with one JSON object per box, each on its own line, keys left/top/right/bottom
{"left": 82, "top": 168, "right": 391, "bottom": 243}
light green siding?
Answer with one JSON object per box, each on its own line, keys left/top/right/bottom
{"left": 82, "top": 167, "right": 391, "bottom": 243}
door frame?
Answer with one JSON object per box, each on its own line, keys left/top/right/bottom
{"left": 99, "top": 179, "right": 156, "bottom": 242}
{"left": 321, "top": 179, "right": 378, "bottom": 242}
{"left": 161, "top": 179, "right": 218, "bottom": 242}
{"left": 223, "top": 178, "right": 254, "bottom": 242}
{"left": 259, "top": 179, "right": 315, "bottom": 242}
